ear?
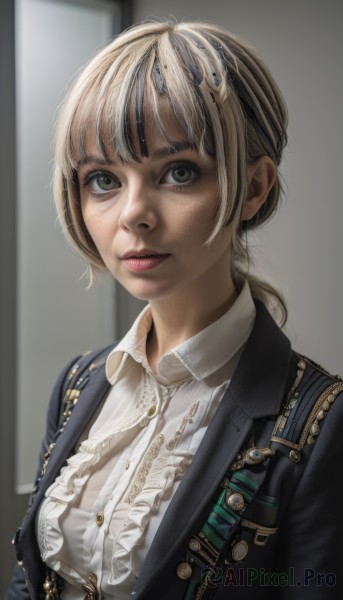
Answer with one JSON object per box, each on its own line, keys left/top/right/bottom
{"left": 241, "top": 156, "right": 277, "bottom": 221}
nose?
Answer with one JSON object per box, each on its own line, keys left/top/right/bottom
{"left": 118, "top": 179, "right": 157, "bottom": 233}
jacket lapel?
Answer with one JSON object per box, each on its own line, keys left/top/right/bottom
{"left": 132, "top": 302, "right": 293, "bottom": 598}
{"left": 133, "top": 389, "right": 254, "bottom": 599}
{"left": 33, "top": 366, "right": 111, "bottom": 507}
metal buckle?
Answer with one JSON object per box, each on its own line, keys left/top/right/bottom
{"left": 241, "top": 518, "right": 278, "bottom": 546}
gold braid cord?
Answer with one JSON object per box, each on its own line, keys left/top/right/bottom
{"left": 82, "top": 572, "right": 99, "bottom": 600}
{"left": 43, "top": 570, "right": 58, "bottom": 600}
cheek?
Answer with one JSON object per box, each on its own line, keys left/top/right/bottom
{"left": 81, "top": 207, "right": 117, "bottom": 249}
{"left": 80, "top": 202, "right": 95, "bottom": 238}
{"left": 184, "top": 204, "right": 219, "bottom": 243}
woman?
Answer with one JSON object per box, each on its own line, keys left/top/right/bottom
{"left": 5, "top": 20, "right": 343, "bottom": 600}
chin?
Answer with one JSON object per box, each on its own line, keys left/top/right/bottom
{"left": 120, "top": 281, "right": 175, "bottom": 303}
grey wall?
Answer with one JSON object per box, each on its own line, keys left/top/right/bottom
{"left": 0, "top": 0, "right": 22, "bottom": 591}
{"left": 15, "top": 0, "right": 119, "bottom": 493}
{"left": 133, "top": 0, "right": 343, "bottom": 374}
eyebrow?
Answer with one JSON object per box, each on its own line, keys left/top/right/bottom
{"left": 76, "top": 142, "right": 195, "bottom": 169}
{"left": 151, "top": 141, "right": 194, "bottom": 160}
{"left": 77, "top": 155, "right": 113, "bottom": 169}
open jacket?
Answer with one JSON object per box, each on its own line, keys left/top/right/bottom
{"left": 5, "top": 302, "right": 343, "bottom": 599}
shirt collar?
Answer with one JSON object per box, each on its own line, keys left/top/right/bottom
{"left": 106, "top": 281, "right": 256, "bottom": 386}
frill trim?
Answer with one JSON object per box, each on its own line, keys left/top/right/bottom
{"left": 38, "top": 410, "right": 146, "bottom": 571}
{"left": 38, "top": 499, "right": 84, "bottom": 583}
{"left": 110, "top": 450, "right": 189, "bottom": 582}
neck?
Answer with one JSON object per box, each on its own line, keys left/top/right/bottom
{"left": 146, "top": 281, "right": 238, "bottom": 372}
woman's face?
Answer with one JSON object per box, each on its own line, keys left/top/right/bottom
{"left": 78, "top": 119, "right": 234, "bottom": 306}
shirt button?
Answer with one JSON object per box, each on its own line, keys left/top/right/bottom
{"left": 147, "top": 405, "right": 156, "bottom": 418}
{"left": 95, "top": 511, "right": 104, "bottom": 526}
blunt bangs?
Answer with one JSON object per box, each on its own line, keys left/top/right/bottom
{"left": 72, "top": 31, "right": 225, "bottom": 155}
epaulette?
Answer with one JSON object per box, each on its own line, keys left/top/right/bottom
{"left": 270, "top": 355, "right": 343, "bottom": 463}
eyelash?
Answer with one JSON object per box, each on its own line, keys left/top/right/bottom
{"left": 81, "top": 171, "right": 119, "bottom": 198}
{"left": 162, "top": 161, "right": 201, "bottom": 189}
{"left": 80, "top": 161, "right": 202, "bottom": 199}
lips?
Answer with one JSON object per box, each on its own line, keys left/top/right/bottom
{"left": 121, "top": 249, "right": 170, "bottom": 272}
{"left": 122, "top": 249, "right": 166, "bottom": 259}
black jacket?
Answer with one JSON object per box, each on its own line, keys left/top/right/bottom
{"left": 5, "top": 302, "right": 343, "bottom": 599}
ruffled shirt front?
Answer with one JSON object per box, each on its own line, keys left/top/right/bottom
{"left": 37, "top": 282, "right": 256, "bottom": 599}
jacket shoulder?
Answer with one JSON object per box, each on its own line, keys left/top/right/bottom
{"left": 46, "top": 343, "right": 114, "bottom": 428}
{"left": 50, "top": 342, "right": 115, "bottom": 433}
{"left": 271, "top": 353, "right": 343, "bottom": 460}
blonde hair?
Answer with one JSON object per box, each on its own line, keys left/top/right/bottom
{"left": 53, "top": 20, "right": 288, "bottom": 323}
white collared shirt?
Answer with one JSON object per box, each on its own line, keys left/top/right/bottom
{"left": 38, "top": 282, "right": 255, "bottom": 599}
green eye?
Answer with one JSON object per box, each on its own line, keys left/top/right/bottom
{"left": 171, "top": 166, "right": 193, "bottom": 183}
{"left": 93, "top": 174, "right": 116, "bottom": 191}
{"left": 163, "top": 162, "right": 200, "bottom": 186}
{"left": 82, "top": 171, "right": 120, "bottom": 195}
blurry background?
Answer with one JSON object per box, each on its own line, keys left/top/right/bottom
{"left": 0, "top": 0, "right": 342, "bottom": 590}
